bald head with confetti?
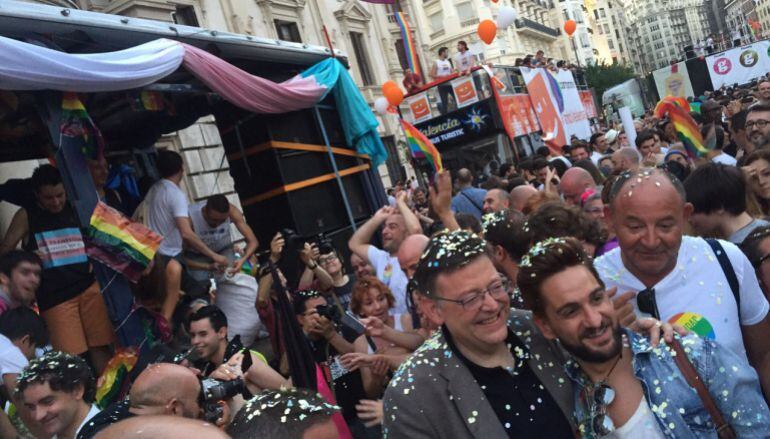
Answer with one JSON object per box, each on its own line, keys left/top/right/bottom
{"left": 606, "top": 167, "right": 692, "bottom": 288}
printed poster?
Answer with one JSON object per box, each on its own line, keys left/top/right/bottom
{"left": 706, "top": 40, "right": 770, "bottom": 89}
{"left": 579, "top": 90, "right": 598, "bottom": 119}
{"left": 451, "top": 75, "right": 480, "bottom": 108}
{"left": 498, "top": 94, "right": 541, "bottom": 138}
{"left": 652, "top": 62, "right": 695, "bottom": 98}
{"left": 407, "top": 93, "right": 432, "bottom": 123}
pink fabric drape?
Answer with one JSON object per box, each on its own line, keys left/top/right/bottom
{"left": 316, "top": 364, "right": 353, "bottom": 438}
{"left": 180, "top": 43, "right": 325, "bottom": 113}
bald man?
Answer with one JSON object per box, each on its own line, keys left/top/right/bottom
{"left": 482, "top": 188, "right": 511, "bottom": 214}
{"left": 78, "top": 364, "right": 202, "bottom": 438}
{"left": 611, "top": 147, "right": 641, "bottom": 174}
{"left": 559, "top": 167, "right": 595, "bottom": 206}
{"left": 510, "top": 184, "right": 538, "bottom": 212}
{"left": 450, "top": 168, "right": 487, "bottom": 218}
{"left": 95, "top": 415, "right": 227, "bottom": 439}
{"left": 397, "top": 234, "right": 430, "bottom": 280}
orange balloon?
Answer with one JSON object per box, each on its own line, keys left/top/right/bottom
{"left": 384, "top": 83, "right": 404, "bottom": 106}
{"left": 382, "top": 80, "right": 398, "bottom": 95}
{"left": 564, "top": 19, "right": 576, "bottom": 36}
{"left": 477, "top": 19, "right": 497, "bottom": 44}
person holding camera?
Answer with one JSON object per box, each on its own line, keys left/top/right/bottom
{"left": 188, "top": 305, "right": 288, "bottom": 398}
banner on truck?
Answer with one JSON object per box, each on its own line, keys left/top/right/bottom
{"left": 706, "top": 41, "right": 770, "bottom": 89}
{"left": 653, "top": 62, "right": 695, "bottom": 98}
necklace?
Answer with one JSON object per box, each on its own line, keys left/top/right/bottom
{"left": 599, "top": 351, "right": 623, "bottom": 384}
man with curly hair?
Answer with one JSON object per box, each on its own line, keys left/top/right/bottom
{"left": 16, "top": 351, "right": 99, "bottom": 439}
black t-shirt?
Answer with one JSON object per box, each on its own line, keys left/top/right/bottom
{"left": 23, "top": 202, "right": 94, "bottom": 311}
{"left": 77, "top": 400, "right": 133, "bottom": 439}
{"left": 444, "top": 326, "right": 573, "bottom": 438}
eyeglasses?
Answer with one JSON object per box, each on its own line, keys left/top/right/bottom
{"left": 433, "top": 280, "right": 507, "bottom": 311}
{"left": 745, "top": 120, "right": 770, "bottom": 129}
{"left": 318, "top": 255, "right": 338, "bottom": 265}
{"left": 636, "top": 288, "right": 659, "bottom": 320}
{"left": 582, "top": 383, "right": 616, "bottom": 436}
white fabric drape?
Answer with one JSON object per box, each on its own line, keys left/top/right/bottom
{"left": 0, "top": 36, "right": 184, "bottom": 92}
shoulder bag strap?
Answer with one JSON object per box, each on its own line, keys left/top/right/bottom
{"left": 669, "top": 339, "right": 737, "bottom": 439}
{"left": 459, "top": 190, "right": 484, "bottom": 214}
{"left": 705, "top": 239, "right": 740, "bottom": 319}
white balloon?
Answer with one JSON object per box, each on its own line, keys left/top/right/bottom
{"left": 374, "top": 97, "right": 390, "bottom": 115}
{"left": 497, "top": 6, "right": 517, "bottom": 29}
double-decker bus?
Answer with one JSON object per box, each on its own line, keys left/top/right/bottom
{"left": 399, "top": 65, "right": 598, "bottom": 177}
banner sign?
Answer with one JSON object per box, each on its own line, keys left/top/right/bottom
{"left": 579, "top": 90, "right": 598, "bottom": 119}
{"left": 451, "top": 75, "right": 480, "bottom": 108}
{"left": 706, "top": 41, "right": 770, "bottom": 89}
{"left": 652, "top": 62, "right": 695, "bottom": 98}
{"left": 498, "top": 94, "right": 541, "bottom": 138}
{"left": 414, "top": 101, "right": 496, "bottom": 149}
{"left": 406, "top": 93, "right": 432, "bottom": 123}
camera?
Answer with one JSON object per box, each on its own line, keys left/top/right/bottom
{"left": 316, "top": 304, "right": 341, "bottom": 323}
{"left": 199, "top": 377, "right": 245, "bottom": 422}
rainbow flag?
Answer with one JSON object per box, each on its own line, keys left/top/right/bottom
{"left": 61, "top": 92, "right": 104, "bottom": 160}
{"left": 394, "top": 12, "right": 422, "bottom": 78}
{"left": 95, "top": 349, "right": 138, "bottom": 408}
{"left": 653, "top": 96, "right": 708, "bottom": 159}
{"left": 85, "top": 201, "right": 162, "bottom": 282}
{"left": 400, "top": 119, "right": 442, "bottom": 172}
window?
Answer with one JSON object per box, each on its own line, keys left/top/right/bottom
{"left": 594, "top": 9, "right": 599, "bottom": 19}
{"left": 274, "top": 20, "right": 301, "bottom": 43}
{"left": 456, "top": 2, "right": 475, "bottom": 21}
{"left": 563, "top": 9, "right": 570, "bottom": 21}
{"left": 608, "top": 39, "right": 615, "bottom": 49}
{"left": 603, "top": 23, "right": 609, "bottom": 33}
{"left": 350, "top": 32, "right": 374, "bottom": 86}
{"left": 600, "top": 8, "right": 606, "bottom": 17}
{"left": 580, "top": 33, "right": 590, "bottom": 48}
{"left": 615, "top": 29, "right": 620, "bottom": 39}
{"left": 619, "top": 42, "right": 624, "bottom": 52}
{"left": 574, "top": 9, "right": 584, "bottom": 23}
{"left": 429, "top": 12, "right": 444, "bottom": 32}
{"left": 172, "top": 5, "right": 199, "bottom": 26}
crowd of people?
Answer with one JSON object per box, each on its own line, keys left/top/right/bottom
{"left": 3, "top": 78, "right": 770, "bottom": 439}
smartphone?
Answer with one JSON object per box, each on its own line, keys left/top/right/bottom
{"left": 341, "top": 311, "right": 366, "bottom": 336}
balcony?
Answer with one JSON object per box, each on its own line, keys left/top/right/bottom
{"left": 386, "top": 11, "right": 408, "bottom": 25}
{"left": 514, "top": 18, "right": 561, "bottom": 39}
{"left": 460, "top": 17, "right": 480, "bottom": 27}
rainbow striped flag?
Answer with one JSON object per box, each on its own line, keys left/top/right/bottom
{"left": 95, "top": 349, "right": 138, "bottom": 408}
{"left": 653, "top": 96, "right": 708, "bottom": 159}
{"left": 400, "top": 119, "right": 442, "bottom": 172}
{"left": 394, "top": 12, "right": 421, "bottom": 78}
{"left": 85, "top": 201, "right": 162, "bottom": 282}
{"left": 61, "top": 92, "right": 104, "bottom": 160}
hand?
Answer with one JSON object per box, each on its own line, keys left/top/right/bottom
{"left": 299, "top": 242, "right": 314, "bottom": 266}
{"left": 429, "top": 170, "right": 452, "bottom": 216}
{"left": 609, "top": 287, "right": 636, "bottom": 328}
{"left": 373, "top": 206, "right": 396, "bottom": 222}
{"left": 544, "top": 167, "right": 560, "bottom": 196}
{"left": 310, "top": 243, "right": 320, "bottom": 261}
{"left": 209, "top": 286, "right": 217, "bottom": 305}
{"left": 339, "top": 352, "right": 376, "bottom": 372}
{"left": 631, "top": 317, "right": 689, "bottom": 347}
{"left": 227, "top": 257, "right": 246, "bottom": 276}
{"left": 270, "top": 233, "right": 285, "bottom": 262}
{"left": 642, "top": 152, "right": 657, "bottom": 167}
{"left": 210, "top": 351, "right": 245, "bottom": 381}
{"left": 360, "top": 316, "right": 386, "bottom": 338}
{"left": 211, "top": 254, "right": 229, "bottom": 269}
{"left": 726, "top": 99, "right": 741, "bottom": 116}
{"left": 370, "top": 357, "right": 390, "bottom": 377}
{"left": 356, "top": 399, "right": 384, "bottom": 427}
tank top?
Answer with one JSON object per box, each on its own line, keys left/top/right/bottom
{"left": 185, "top": 201, "right": 235, "bottom": 265}
{"left": 435, "top": 59, "right": 453, "bottom": 77}
{"left": 23, "top": 202, "right": 94, "bottom": 311}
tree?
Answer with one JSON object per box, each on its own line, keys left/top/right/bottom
{"left": 583, "top": 62, "right": 637, "bottom": 103}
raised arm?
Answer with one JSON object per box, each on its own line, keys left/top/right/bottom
{"left": 396, "top": 192, "right": 422, "bottom": 236}
{"left": 0, "top": 208, "right": 29, "bottom": 255}
{"left": 229, "top": 204, "right": 259, "bottom": 275}
{"left": 348, "top": 206, "right": 394, "bottom": 263}
{"left": 429, "top": 170, "right": 460, "bottom": 231}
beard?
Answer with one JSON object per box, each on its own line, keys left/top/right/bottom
{"left": 559, "top": 320, "right": 623, "bottom": 363}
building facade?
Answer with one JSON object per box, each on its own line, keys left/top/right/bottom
{"left": 585, "top": 0, "right": 633, "bottom": 65}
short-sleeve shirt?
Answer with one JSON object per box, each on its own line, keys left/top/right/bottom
{"left": 712, "top": 153, "right": 737, "bottom": 166}
{"left": 453, "top": 51, "right": 475, "bottom": 72}
{"left": 729, "top": 218, "right": 770, "bottom": 245}
{"left": 594, "top": 236, "right": 770, "bottom": 363}
{"left": 146, "top": 179, "right": 189, "bottom": 257}
{"left": 0, "top": 333, "right": 28, "bottom": 378}
{"left": 367, "top": 246, "right": 408, "bottom": 314}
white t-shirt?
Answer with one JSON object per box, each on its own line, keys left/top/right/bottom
{"left": 712, "top": 152, "right": 737, "bottom": 166}
{"left": 435, "top": 58, "right": 453, "bottom": 77}
{"left": 146, "top": 179, "right": 189, "bottom": 257}
{"left": 607, "top": 397, "right": 666, "bottom": 438}
{"left": 367, "top": 246, "right": 408, "bottom": 314}
{"left": 453, "top": 51, "right": 475, "bottom": 72}
{"left": 0, "top": 333, "right": 28, "bottom": 378}
{"left": 594, "top": 236, "right": 769, "bottom": 363}
{"left": 590, "top": 151, "right": 603, "bottom": 166}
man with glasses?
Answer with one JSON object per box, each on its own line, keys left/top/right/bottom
{"left": 745, "top": 103, "right": 770, "bottom": 151}
{"left": 518, "top": 237, "right": 770, "bottom": 438}
{"left": 384, "top": 230, "right": 577, "bottom": 438}
{"left": 595, "top": 167, "right": 770, "bottom": 401}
